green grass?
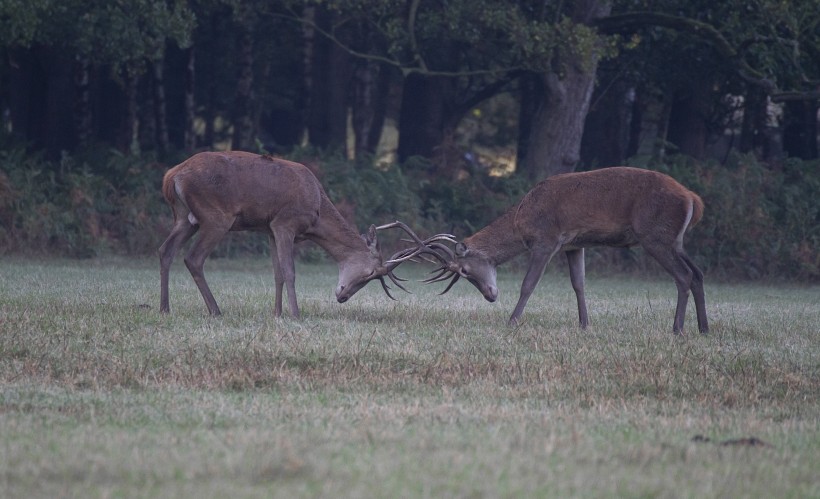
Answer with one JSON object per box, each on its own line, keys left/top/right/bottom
{"left": 1, "top": 256, "right": 818, "bottom": 498}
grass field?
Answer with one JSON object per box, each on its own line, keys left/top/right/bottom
{"left": 0, "top": 256, "right": 818, "bottom": 498}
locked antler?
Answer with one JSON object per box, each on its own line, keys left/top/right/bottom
{"left": 376, "top": 221, "right": 462, "bottom": 295}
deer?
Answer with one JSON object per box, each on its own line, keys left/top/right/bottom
{"left": 412, "top": 166, "right": 709, "bottom": 334}
{"left": 158, "top": 151, "right": 424, "bottom": 317}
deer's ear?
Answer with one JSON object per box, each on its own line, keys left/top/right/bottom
{"left": 365, "top": 224, "right": 379, "bottom": 253}
{"left": 455, "top": 242, "right": 468, "bottom": 257}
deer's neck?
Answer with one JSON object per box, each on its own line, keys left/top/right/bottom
{"left": 306, "top": 194, "right": 365, "bottom": 262}
{"left": 465, "top": 206, "right": 526, "bottom": 265}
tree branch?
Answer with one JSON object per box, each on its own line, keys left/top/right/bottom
{"left": 595, "top": 12, "right": 781, "bottom": 94}
{"left": 273, "top": 9, "right": 522, "bottom": 78}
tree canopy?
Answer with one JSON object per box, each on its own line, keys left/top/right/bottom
{"left": 0, "top": 0, "right": 817, "bottom": 167}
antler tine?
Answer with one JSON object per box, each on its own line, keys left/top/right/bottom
{"left": 423, "top": 270, "right": 456, "bottom": 284}
{"left": 386, "top": 270, "right": 410, "bottom": 292}
{"left": 378, "top": 220, "right": 457, "bottom": 260}
{"left": 385, "top": 245, "right": 427, "bottom": 266}
{"left": 376, "top": 220, "right": 427, "bottom": 246}
{"left": 424, "top": 234, "right": 458, "bottom": 245}
{"left": 425, "top": 241, "right": 456, "bottom": 261}
{"left": 378, "top": 276, "right": 397, "bottom": 301}
{"left": 438, "top": 273, "right": 461, "bottom": 295}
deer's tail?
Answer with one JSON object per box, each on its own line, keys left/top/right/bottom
{"left": 162, "top": 165, "right": 182, "bottom": 218}
{"left": 689, "top": 192, "right": 705, "bottom": 229}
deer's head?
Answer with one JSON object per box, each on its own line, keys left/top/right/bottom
{"left": 418, "top": 241, "right": 499, "bottom": 302}
{"left": 335, "top": 224, "right": 420, "bottom": 303}
{"left": 445, "top": 243, "right": 499, "bottom": 302}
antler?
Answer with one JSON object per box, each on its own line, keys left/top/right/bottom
{"left": 419, "top": 241, "right": 463, "bottom": 295}
{"left": 376, "top": 221, "right": 463, "bottom": 296}
{"left": 376, "top": 221, "right": 457, "bottom": 266}
{"left": 374, "top": 221, "right": 445, "bottom": 298}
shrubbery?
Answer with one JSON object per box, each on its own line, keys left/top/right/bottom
{"left": 0, "top": 145, "right": 816, "bottom": 281}
{"left": 658, "top": 155, "right": 819, "bottom": 280}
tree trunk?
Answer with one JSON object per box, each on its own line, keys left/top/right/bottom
{"left": 520, "top": 0, "right": 613, "bottom": 180}
{"left": 351, "top": 58, "right": 389, "bottom": 158}
{"left": 739, "top": 85, "right": 767, "bottom": 157}
{"left": 121, "top": 66, "right": 140, "bottom": 154}
{"left": 74, "top": 55, "right": 92, "bottom": 149}
{"left": 232, "top": 26, "right": 255, "bottom": 151}
{"left": 300, "top": 6, "right": 315, "bottom": 146}
{"left": 306, "top": 6, "right": 353, "bottom": 152}
{"left": 667, "top": 79, "right": 713, "bottom": 159}
{"left": 782, "top": 100, "right": 819, "bottom": 160}
{"left": 152, "top": 55, "right": 170, "bottom": 154}
{"left": 625, "top": 85, "right": 643, "bottom": 159}
{"left": 580, "top": 75, "right": 632, "bottom": 168}
{"left": 653, "top": 92, "right": 674, "bottom": 162}
{"left": 183, "top": 47, "right": 196, "bottom": 153}
{"left": 396, "top": 73, "right": 455, "bottom": 162}
{"left": 7, "top": 48, "right": 40, "bottom": 147}
{"left": 516, "top": 73, "right": 541, "bottom": 169}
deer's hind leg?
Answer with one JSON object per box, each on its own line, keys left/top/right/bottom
{"left": 641, "top": 242, "right": 695, "bottom": 334}
{"left": 159, "top": 219, "right": 198, "bottom": 313}
{"left": 680, "top": 252, "right": 708, "bottom": 334}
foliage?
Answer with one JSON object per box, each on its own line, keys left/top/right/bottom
{"left": 0, "top": 0, "right": 195, "bottom": 64}
{"left": 650, "top": 154, "right": 820, "bottom": 281}
{"left": 0, "top": 146, "right": 817, "bottom": 281}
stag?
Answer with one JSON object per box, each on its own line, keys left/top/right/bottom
{"left": 159, "top": 151, "right": 423, "bottom": 317}
{"left": 415, "top": 167, "right": 708, "bottom": 334}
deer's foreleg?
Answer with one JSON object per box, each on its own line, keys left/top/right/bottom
{"left": 509, "top": 243, "right": 560, "bottom": 326}
{"left": 184, "top": 224, "right": 229, "bottom": 316}
{"left": 271, "top": 227, "right": 299, "bottom": 318}
{"left": 269, "top": 235, "right": 285, "bottom": 318}
{"left": 566, "top": 248, "right": 588, "bottom": 329}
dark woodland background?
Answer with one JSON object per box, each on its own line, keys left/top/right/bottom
{"left": 0, "top": 0, "right": 818, "bottom": 280}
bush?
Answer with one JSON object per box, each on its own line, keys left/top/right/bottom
{"left": 656, "top": 154, "right": 819, "bottom": 281}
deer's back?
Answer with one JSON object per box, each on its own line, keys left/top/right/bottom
{"left": 514, "top": 167, "right": 702, "bottom": 247}
{"left": 166, "top": 151, "right": 324, "bottom": 230}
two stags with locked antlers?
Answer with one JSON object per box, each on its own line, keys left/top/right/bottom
{"left": 159, "top": 151, "right": 708, "bottom": 335}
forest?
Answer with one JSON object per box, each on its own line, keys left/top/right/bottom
{"left": 0, "top": 0, "right": 818, "bottom": 280}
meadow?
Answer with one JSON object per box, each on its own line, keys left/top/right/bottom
{"left": 0, "top": 256, "right": 818, "bottom": 498}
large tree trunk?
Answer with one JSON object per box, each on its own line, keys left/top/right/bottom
{"left": 305, "top": 6, "right": 353, "bottom": 152}
{"left": 520, "top": 0, "right": 613, "bottom": 180}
